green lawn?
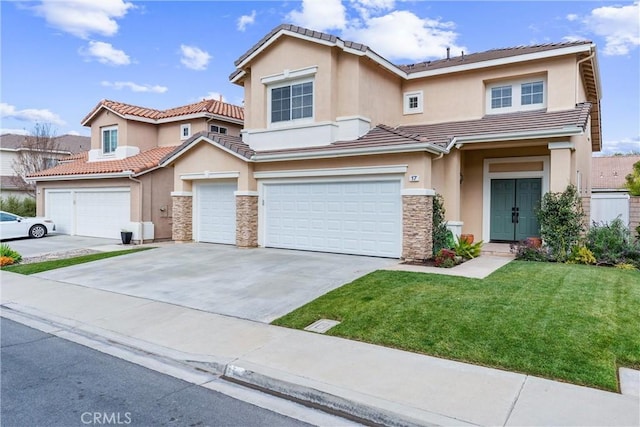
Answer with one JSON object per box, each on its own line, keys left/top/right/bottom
{"left": 273, "top": 261, "right": 640, "bottom": 391}
{"left": 1, "top": 248, "right": 154, "bottom": 275}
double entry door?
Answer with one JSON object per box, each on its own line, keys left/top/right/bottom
{"left": 490, "top": 178, "right": 541, "bottom": 241}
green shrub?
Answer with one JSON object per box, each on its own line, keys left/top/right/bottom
{"left": 614, "top": 263, "right": 637, "bottom": 271}
{"left": 0, "top": 195, "right": 36, "bottom": 217}
{"left": 586, "top": 218, "right": 640, "bottom": 267}
{"left": 453, "top": 236, "right": 483, "bottom": 260}
{"left": 567, "top": 245, "right": 596, "bottom": 265}
{"left": 536, "top": 185, "right": 585, "bottom": 262}
{"left": 432, "top": 194, "right": 450, "bottom": 256}
{"left": 0, "top": 243, "right": 22, "bottom": 264}
{"left": 434, "top": 248, "right": 460, "bottom": 268}
{"left": 512, "top": 240, "right": 551, "bottom": 262}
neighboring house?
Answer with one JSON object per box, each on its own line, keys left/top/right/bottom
{"left": 0, "top": 133, "right": 89, "bottom": 200}
{"left": 157, "top": 24, "right": 601, "bottom": 261}
{"left": 28, "top": 98, "right": 244, "bottom": 241}
{"left": 590, "top": 155, "right": 640, "bottom": 226}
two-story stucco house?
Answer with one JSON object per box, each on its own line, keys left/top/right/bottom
{"left": 158, "top": 24, "right": 601, "bottom": 261}
{"left": 29, "top": 98, "right": 244, "bottom": 241}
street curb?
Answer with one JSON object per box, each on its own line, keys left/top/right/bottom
{"left": 223, "top": 363, "right": 477, "bottom": 427}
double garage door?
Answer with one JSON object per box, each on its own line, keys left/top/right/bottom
{"left": 45, "top": 188, "right": 130, "bottom": 239}
{"left": 264, "top": 180, "right": 402, "bottom": 258}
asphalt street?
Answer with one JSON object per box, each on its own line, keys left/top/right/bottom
{"left": 0, "top": 318, "right": 313, "bottom": 427}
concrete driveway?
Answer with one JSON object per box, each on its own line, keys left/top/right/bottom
{"left": 3, "top": 234, "right": 121, "bottom": 258}
{"left": 33, "top": 243, "right": 398, "bottom": 323}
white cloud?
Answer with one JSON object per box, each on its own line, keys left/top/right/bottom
{"left": 80, "top": 41, "right": 130, "bottom": 66}
{"left": 342, "top": 10, "right": 464, "bottom": 62}
{"left": 237, "top": 10, "right": 256, "bottom": 32}
{"left": 566, "top": 14, "right": 578, "bottom": 22}
{"left": 180, "top": 44, "right": 211, "bottom": 70}
{"left": 577, "top": 2, "right": 639, "bottom": 55}
{"left": 32, "top": 0, "right": 134, "bottom": 39}
{"left": 287, "top": 0, "right": 347, "bottom": 31}
{"left": 0, "top": 103, "right": 65, "bottom": 126}
{"left": 101, "top": 81, "right": 168, "bottom": 93}
{"left": 600, "top": 136, "right": 640, "bottom": 155}
{"left": 351, "top": 0, "right": 395, "bottom": 20}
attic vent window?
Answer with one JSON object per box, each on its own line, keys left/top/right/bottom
{"left": 210, "top": 125, "right": 228, "bottom": 135}
{"left": 403, "top": 90, "right": 423, "bottom": 115}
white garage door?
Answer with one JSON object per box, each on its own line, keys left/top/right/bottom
{"left": 264, "top": 180, "right": 402, "bottom": 257}
{"left": 45, "top": 188, "right": 131, "bottom": 239}
{"left": 196, "top": 182, "right": 237, "bottom": 244}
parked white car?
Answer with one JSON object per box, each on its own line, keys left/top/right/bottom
{"left": 0, "top": 210, "right": 55, "bottom": 239}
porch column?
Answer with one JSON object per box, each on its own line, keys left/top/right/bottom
{"left": 548, "top": 142, "right": 574, "bottom": 192}
{"left": 402, "top": 189, "right": 435, "bottom": 261}
{"left": 235, "top": 191, "right": 258, "bottom": 248}
{"left": 443, "top": 149, "right": 463, "bottom": 237}
{"left": 171, "top": 192, "right": 192, "bottom": 242}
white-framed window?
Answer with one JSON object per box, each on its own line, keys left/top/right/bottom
{"left": 102, "top": 126, "right": 118, "bottom": 154}
{"left": 180, "top": 124, "right": 191, "bottom": 140}
{"left": 486, "top": 77, "right": 546, "bottom": 114}
{"left": 210, "top": 124, "right": 228, "bottom": 135}
{"left": 270, "top": 80, "right": 313, "bottom": 124}
{"left": 403, "top": 90, "right": 424, "bottom": 115}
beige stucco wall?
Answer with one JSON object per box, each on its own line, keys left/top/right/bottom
{"left": 158, "top": 119, "right": 206, "bottom": 147}
{"left": 358, "top": 58, "right": 403, "bottom": 126}
{"left": 401, "top": 56, "right": 580, "bottom": 125}
{"left": 89, "top": 111, "right": 127, "bottom": 151}
{"left": 139, "top": 167, "right": 174, "bottom": 239}
{"left": 127, "top": 121, "right": 158, "bottom": 152}
{"left": 170, "top": 142, "right": 253, "bottom": 192}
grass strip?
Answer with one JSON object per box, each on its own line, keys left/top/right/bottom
{"left": 273, "top": 261, "right": 640, "bottom": 391}
{"left": 1, "top": 248, "right": 154, "bottom": 275}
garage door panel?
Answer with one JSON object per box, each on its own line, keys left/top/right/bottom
{"left": 46, "top": 191, "right": 73, "bottom": 234}
{"left": 196, "top": 182, "right": 236, "bottom": 244}
{"left": 265, "top": 180, "right": 401, "bottom": 257}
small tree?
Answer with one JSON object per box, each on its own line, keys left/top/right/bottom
{"left": 624, "top": 160, "right": 640, "bottom": 196}
{"left": 11, "top": 123, "right": 60, "bottom": 198}
{"left": 536, "top": 185, "right": 586, "bottom": 262}
{"left": 432, "top": 194, "right": 450, "bottom": 256}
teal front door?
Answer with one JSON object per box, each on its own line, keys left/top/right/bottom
{"left": 490, "top": 178, "right": 541, "bottom": 241}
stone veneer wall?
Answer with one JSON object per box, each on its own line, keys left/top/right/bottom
{"left": 630, "top": 196, "right": 640, "bottom": 237}
{"left": 236, "top": 195, "right": 258, "bottom": 248}
{"left": 402, "top": 195, "right": 434, "bottom": 261}
{"left": 172, "top": 195, "right": 193, "bottom": 242}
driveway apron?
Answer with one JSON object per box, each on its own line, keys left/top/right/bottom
{"left": 33, "top": 244, "right": 397, "bottom": 322}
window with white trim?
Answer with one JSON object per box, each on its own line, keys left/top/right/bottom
{"left": 101, "top": 126, "right": 118, "bottom": 154}
{"left": 486, "top": 77, "right": 546, "bottom": 114}
{"left": 403, "top": 90, "right": 424, "bottom": 115}
{"left": 210, "top": 124, "right": 228, "bottom": 134}
{"left": 180, "top": 124, "right": 191, "bottom": 140}
{"left": 270, "top": 80, "right": 313, "bottom": 123}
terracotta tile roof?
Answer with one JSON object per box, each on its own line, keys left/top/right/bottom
{"left": 161, "top": 131, "right": 254, "bottom": 164}
{"left": 256, "top": 103, "right": 592, "bottom": 157}
{"left": 0, "top": 133, "right": 90, "bottom": 154}
{"left": 591, "top": 155, "right": 640, "bottom": 190}
{"left": 399, "top": 41, "right": 593, "bottom": 74}
{"left": 82, "top": 98, "right": 244, "bottom": 125}
{"left": 28, "top": 146, "right": 179, "bottom": 178}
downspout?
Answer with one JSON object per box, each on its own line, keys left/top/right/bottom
{"left": 128, "top": 174, "right": 144, "bottom": 244}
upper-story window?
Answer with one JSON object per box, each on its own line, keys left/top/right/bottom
{"left": 486, "top": 77, "right": 546, "bottom": 114}
{"left": 403, "top": 90, "right": 424, "bottom": 115}
{"left": 271, "top": 81, "right": 313, "bottom": 123}
{"left": 180, "top": 124, "right": 191, "bottom": 140}
{"left": 210, "top": 124, "right": 228, "bottom": 135}
{"left": 102, "top": 126, "right": 118, "bottom": 154}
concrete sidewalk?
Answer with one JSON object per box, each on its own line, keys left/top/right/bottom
{"left": 1, "top": 271, "right": 638, "bottom": 426}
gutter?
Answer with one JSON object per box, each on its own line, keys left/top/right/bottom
{"left": 252, "top": 142, "right": 447, "bottom": 162}
{"left": 446, "top": 126, "right": 585, "bottom": 151}
{"left": 25, "top": 171, "right": 133, "bottom": 182}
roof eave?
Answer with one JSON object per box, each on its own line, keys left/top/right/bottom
{"left": 448, "top": 126, "right": 585, "bottom": 150}
{"left": 26, "top": 171, "right": 133, "bottom": 182}
{"left": 253, "top": 142, "right": 446, "bottom": 162}
{"left": 159, "top": 135, "right": 251, "bottom": 167}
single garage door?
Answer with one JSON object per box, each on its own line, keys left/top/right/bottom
{"left": 264, "top": 180, "right": 402, "bottom": 257}
{"left": 195, "top": 182, "right": 237, "bottom": 244}
{"left": 45, "top": 188, "right": 131, "bottom": 239}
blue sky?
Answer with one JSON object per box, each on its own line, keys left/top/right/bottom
{"left": 1, "top": 0, "right": 638, "bottom": 155}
